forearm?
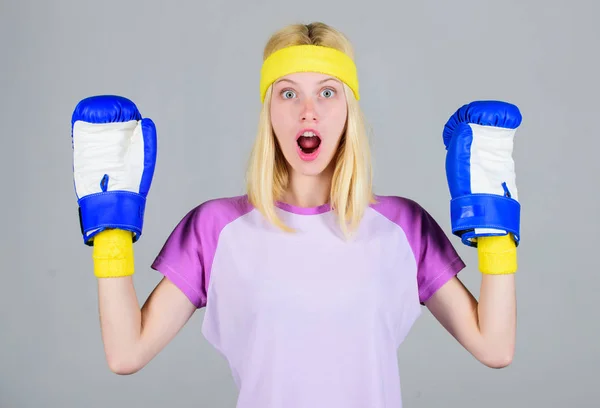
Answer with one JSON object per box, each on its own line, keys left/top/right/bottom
{"left": 94, "top": 229, "right": 143, "bottom": 373}
{"left": 476, "top": 234, "right": 517, "bottom": 365}
{"left": 98, "top": 277, "right": 143, "bottom": 372}
{"left": 477, "top": 274, "right": 516, "bottom": 362}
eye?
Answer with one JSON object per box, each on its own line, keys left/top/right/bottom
{"left": 321, "top": 88, "right": 336, "bottom": 98}
{"left": 281, "top": 90, "right": 296, "bottom": 99}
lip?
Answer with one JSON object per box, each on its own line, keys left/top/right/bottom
{"left": 296, "top": 142, "right": 321, "bottom": 162}
{"left": 295, "top": 128, "right": 322, "bottom": 141}
{"left": 295, "top": 128, "right": 322, "bottom": 162}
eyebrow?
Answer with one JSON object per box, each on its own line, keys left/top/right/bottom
{"left": 274, "top": 77, "right": 340, "bottom": 86}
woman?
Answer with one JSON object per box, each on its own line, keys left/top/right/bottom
{"left": 75, "top": 21, "right": 517, "bottom": 408}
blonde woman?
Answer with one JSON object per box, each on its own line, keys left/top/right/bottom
{"left": 72, "top": 21, "right": 520, "bottom": 408}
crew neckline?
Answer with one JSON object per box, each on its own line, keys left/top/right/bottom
{"left": 275, "top": 200, "right": 332, "bottom": 215}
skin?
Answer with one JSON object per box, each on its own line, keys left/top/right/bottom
{"left": 268, "top": 72, "right": 517, "bottom": 368}
{"left": 425, "top": 273, "right": 516, "bottom": 368}
{"left": 270, "top": 72, "right": 347, "bottom": 208}
{"left": 98, "top": 72, "right": 516, "bottom": 375}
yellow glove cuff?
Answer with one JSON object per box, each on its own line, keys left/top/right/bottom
{"left": 92, "top": 229, "right": 134, "bottom": 278}
{"left": 477, "top": 234, "right": 517, "bottom": 275}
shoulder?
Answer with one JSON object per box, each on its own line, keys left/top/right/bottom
{"left": 371, "top": 194, "right": 465, "bottom": 304}
{"left": 152, "top": 195, "right": 254, "bottom": 309}
{"left": 370, "top": 194, "right": 424, "bottom": 212}
{"left": 369, "top": 194, "right": 430, "bottom": 226}
{"left": 184, "top": 194, "right": 254, "bottom": 226}
{"left": 167, "top": 194, "right": 255, "bottom": 241}
{"left": 369, "top": 193, "right": 453, "bottom": 250}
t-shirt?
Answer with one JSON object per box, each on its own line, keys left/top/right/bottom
{"left": 151, "top": 194, "right": 465, "bottom": 408}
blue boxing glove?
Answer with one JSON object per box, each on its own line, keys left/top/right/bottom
{"left": 442, "top": 100, "right": 522, "bottom": 248}
{"left": 71, "top": 95, "right": 157, "bottom": 246}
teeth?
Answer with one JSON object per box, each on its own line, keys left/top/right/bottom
{"left": 301, "top": 131, "right": 317, "bottom": 137}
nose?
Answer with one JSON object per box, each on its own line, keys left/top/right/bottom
{"left": 300, "top": 98, "right": 318, "bottom": 122}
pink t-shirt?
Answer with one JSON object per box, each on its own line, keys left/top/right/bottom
{"left": 151, "top": 194, "right": 465, "bottom": 407}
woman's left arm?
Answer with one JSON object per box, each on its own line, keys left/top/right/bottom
{"left": 424, "top": 234, "right": 517, "bottom": 369}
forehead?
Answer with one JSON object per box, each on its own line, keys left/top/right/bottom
{"left": 274, "top": 72, "right": 341, "bottom": 86}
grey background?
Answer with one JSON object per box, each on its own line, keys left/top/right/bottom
{"left": 1, "top": 0, "right": 598, "bottom": 407}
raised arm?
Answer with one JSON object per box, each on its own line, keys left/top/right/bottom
{"left": 96, "top": 231, "right": 196, "bottom": 374}
{"left": 430, "top": 100, "right": 522, "bottom": 368}
{"left": 71, "top": 95, "right": 196, "bottom": 374}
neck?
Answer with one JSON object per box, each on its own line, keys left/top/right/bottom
{"left": 281, "top": 167, "right": 334, "bottom": 208}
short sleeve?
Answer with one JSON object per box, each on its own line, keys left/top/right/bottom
{"left": 151, "top": 207, "right": 207, "bottom": 308}
{"left": 415, "top": 205, "right": 466, "bottom": 304}
{"left": 371, "top": 195, "right": 466, "bottom": 305}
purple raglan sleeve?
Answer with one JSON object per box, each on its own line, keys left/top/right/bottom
{"left": 151, "top": 206, "right": 208, "bottom": 308}
{"left": 413, "top": 204, "right": 466, "bottom": 304}
{"left": 373, "top": 195, "right": 466, "bottom": 304}
{"left": 150, "top": 196, "right": 254, "bottom": 309}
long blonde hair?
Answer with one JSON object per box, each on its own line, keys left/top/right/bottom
{"left": 246, "top": 22, "right": 375, "bottom": 239}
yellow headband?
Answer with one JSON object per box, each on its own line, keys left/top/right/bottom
{"left": 260, "top": 44, "right": 360, "bottom": 103}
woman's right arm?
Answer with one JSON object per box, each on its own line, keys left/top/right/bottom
{"left": 94, "top": 230, "right": 197, "bottom": 375}
{"left": 98, "top": 276, "right": 196, "bottom": 375}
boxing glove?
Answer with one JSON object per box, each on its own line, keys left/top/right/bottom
{"left": 442, "top": 100, "right": 522, "bottom": 251}
{"left": 71, "top": 95, "right": 157, "bottom": 247}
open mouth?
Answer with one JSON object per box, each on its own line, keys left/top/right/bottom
{"left": 296, "top": 130, "right": 322, "bottom": 155}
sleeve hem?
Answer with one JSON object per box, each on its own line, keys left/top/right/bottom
{"left": 418, "top": 256, "right": 466, "bottom": 305}
{"left": 151, "top": 257, "right": 205, "bottom": 308}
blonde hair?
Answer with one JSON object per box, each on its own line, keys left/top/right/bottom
{"left": 245, "top": 22, "right": 375, "bottom": 239}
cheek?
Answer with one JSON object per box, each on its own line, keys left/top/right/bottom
{"left": 271, "top": 104, "right": 291, "bottom": 130}
{"left": 270, "top": 105, "right": 295, "bottom": 148}
{"left": 325, "top": 104, "right": 348, "bottom": 138}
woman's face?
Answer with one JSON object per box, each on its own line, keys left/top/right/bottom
{"left": 270, "top": 72, "right": 348, "bottom": 177}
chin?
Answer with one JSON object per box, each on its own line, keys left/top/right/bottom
{"left": 294, "top": 164, "right": 330, "bottom": 177}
